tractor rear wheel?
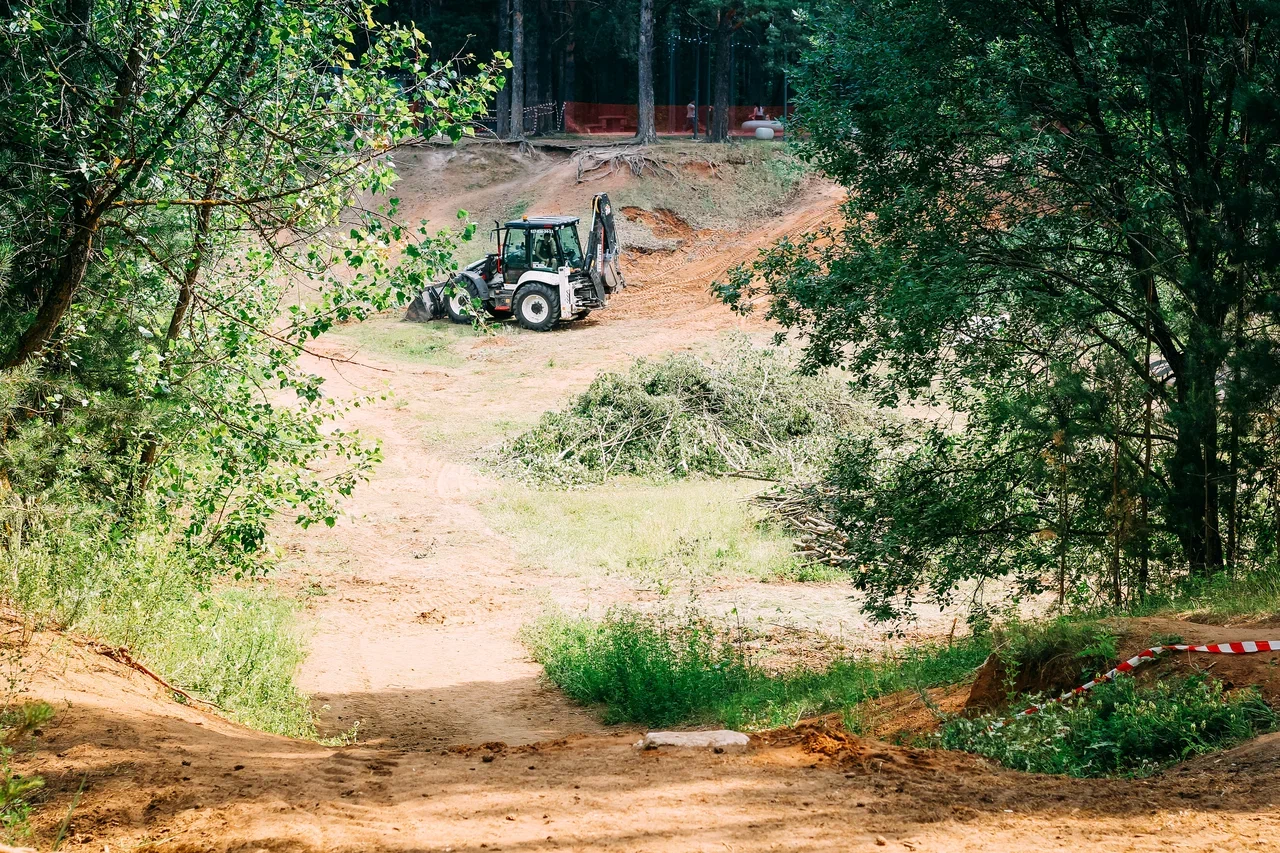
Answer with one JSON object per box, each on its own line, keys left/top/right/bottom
{"left": 444, "top": 279, "right": 474, "bottom": 324}
{"left": 514, "top": 282, "right": 560, "bottom": 331}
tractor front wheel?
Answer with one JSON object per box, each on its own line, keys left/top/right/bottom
{"left": 513, "top": 283, "right": 560, "bottom": 331}
{"left": 444, "top": 279, "right": 475, "bottom": 324}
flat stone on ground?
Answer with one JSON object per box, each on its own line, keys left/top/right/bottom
{"left": 636, "top": 730, "right": 751, "bottom": 750}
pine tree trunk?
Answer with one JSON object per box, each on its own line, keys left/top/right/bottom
{"left": 507, "top": 0, "right": 524, "bottom": 140}
{"left": 710, "top": 9, "right": 733, "bottom": 142}
{"left": 525, "top": 5, "right": 539, "bottom": 136}
{"left": 635, "top": 0, "right": 657, "bottom": 143}
{"left": 534, "top": 0, "right": 550, "bottom": 134}
{"left": 1057, "top": 435, "right": 1069, "bottom": 608}
{"left": 1109, "top": 385, "right": 1123, "bottom": 608}
{"left": 497, "top": 0, "right": 511, "bottom": 139}
{"left": 1167, "top": 356, "right": 1226, "bottom": 576}
{"left": 1138, "top": 278, "right": 1155, "bottom": 600}
{"left": 563, "top": 1, "right": 576, "bottom": 104}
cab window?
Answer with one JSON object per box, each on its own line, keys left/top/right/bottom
{"left": 529, "top": 229, "right": 558, "bottom": 270}
{"left": 556, "top": 225, "right": 584, "bottom": 268}
{"left": 502, "top": 230, "right": 527, "bottom": 270}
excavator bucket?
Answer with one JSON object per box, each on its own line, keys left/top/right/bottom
{"left": 585, "top": 192, "right": 626, "bottom": 303}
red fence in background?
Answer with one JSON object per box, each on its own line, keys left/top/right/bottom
{"left": 562, "top": 102, "right": 791, "bottom": 136}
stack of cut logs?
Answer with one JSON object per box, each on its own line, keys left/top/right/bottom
{"left": 754, "top": 485, "right": 855, "bottom": 568}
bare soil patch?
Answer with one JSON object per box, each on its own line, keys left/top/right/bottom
{"left": 20, "top": 630, "right": 1280, "bottom": 852}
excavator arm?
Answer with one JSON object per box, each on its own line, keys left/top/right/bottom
{"left": 584, "top": 193, "right": 625, "bottom": 303}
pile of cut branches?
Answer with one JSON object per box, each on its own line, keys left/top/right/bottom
{"left": 753, "top": 484, "right": 854, "bottom": 570}
{"left": 500, "top": 344, "right": 864, "bottom": 487}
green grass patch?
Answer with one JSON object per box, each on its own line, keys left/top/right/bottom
{"left": 0, "top": 701, "right": 52, "bottom": 843}
{"left": 522, "top": 607, "right": 990, "bottom": 729}
{"left": 5, "top": 538, "right": 316, "bottom": 738}
{"left": 327, "top": 316, "right": 474, "bottom": 367}
{"left": 1135, "top": 565, "right": 1280, "bottom": 623}
{"left": 482, "top": 478, "right": 836, "bottom": 588}
{"left": 942, "top": 675, "right": 1277, "bottom": 777}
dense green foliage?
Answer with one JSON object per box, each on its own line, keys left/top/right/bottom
{"left": 523, "top": 607, "right": 990, "bottom": 729}
{"left": 721, "top": 0, "right": 1280, "bottom": 618}
{"left": 944, "top": 676, "right": 1277, "bottom": 777}
{"left": 501, "top": 344, "right": 866, "bottom": 486}
{"left": 0, "top": 0, "right": 499, "bottom": 722}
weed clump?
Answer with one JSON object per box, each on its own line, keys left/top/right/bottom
{"left": 0, "top": 702, "right": 51, "bottom": 840}
{"left": 501, "top": 344, "right": 864, "bottom": 487}
{"left": 522, "top": 607, "right": 990, "bottom": 729}
{"left": 943, "top": 675, "right": 1277, "bottom": 777}
{"left": 522, "top": 609, "right": 747, "bottom": 727}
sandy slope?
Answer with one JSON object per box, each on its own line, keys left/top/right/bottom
{"left": 22, "top": 628, "right": 1280, "bottom": 852}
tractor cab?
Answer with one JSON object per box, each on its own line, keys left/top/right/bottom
{"left": 496, "top": 216, "right": 585, "bottom": 284}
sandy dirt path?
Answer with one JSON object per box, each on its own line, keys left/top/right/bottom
{"left": 289, "top": 407, "right": 605, "bottom": 748}
{"left": 25, "top": 634, "right": 1280, "bottom": 852}
{"left": 281, "top": 180, "right": 852, "bottom": 748}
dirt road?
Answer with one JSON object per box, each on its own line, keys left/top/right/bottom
{"left": 27, "top": 632, "right": 1280, "bottom": 852}
{"left": 278, "top": 173, "right": 888, "bottom": 750}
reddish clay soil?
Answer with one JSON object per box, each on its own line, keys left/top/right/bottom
{"left": 16, "top": 143, "right": 1280, "bottom": 851}
{"left": 20, "top": 623, "right": 1280, "bottom": 852}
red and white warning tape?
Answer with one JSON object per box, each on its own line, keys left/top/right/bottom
{"left": 987, "top": 640, "right": 1280, "bottom": 730}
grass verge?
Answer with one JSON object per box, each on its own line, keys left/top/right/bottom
{"left": 327, "top": 315, "right": 475, "bottom": 368}
{"left": 4, "top": 538, "right": 315, "bottom": 738}
{"left": 483, "top": 478, "right": 837, "bottom": 588}
{"left": 528, "top": 607, "right": 1280, "bottom": 778}
{"left": 522, "top": 607, "right": 990, "bottom": 729}
{"left": 1134, "top": 564, "right": 1280, "bottom": 623}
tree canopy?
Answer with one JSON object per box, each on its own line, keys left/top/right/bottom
{"left": 0, "top": 0, "right": 501, "bottom": 568}
{"left": 722, "top": 0, "right": 1280, "bottom": 618}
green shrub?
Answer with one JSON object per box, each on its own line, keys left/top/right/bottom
{"left": 522, "top": 609, "right": 749, "bottom": 727}
{"left": 523, "top": 607, "right": 990, "bottom": 729}
{"left": 501, "top": 343, "right": 866, "bottom": 487}
{"left": 942, "top": 675, "right": 1277, "bottom": 777}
